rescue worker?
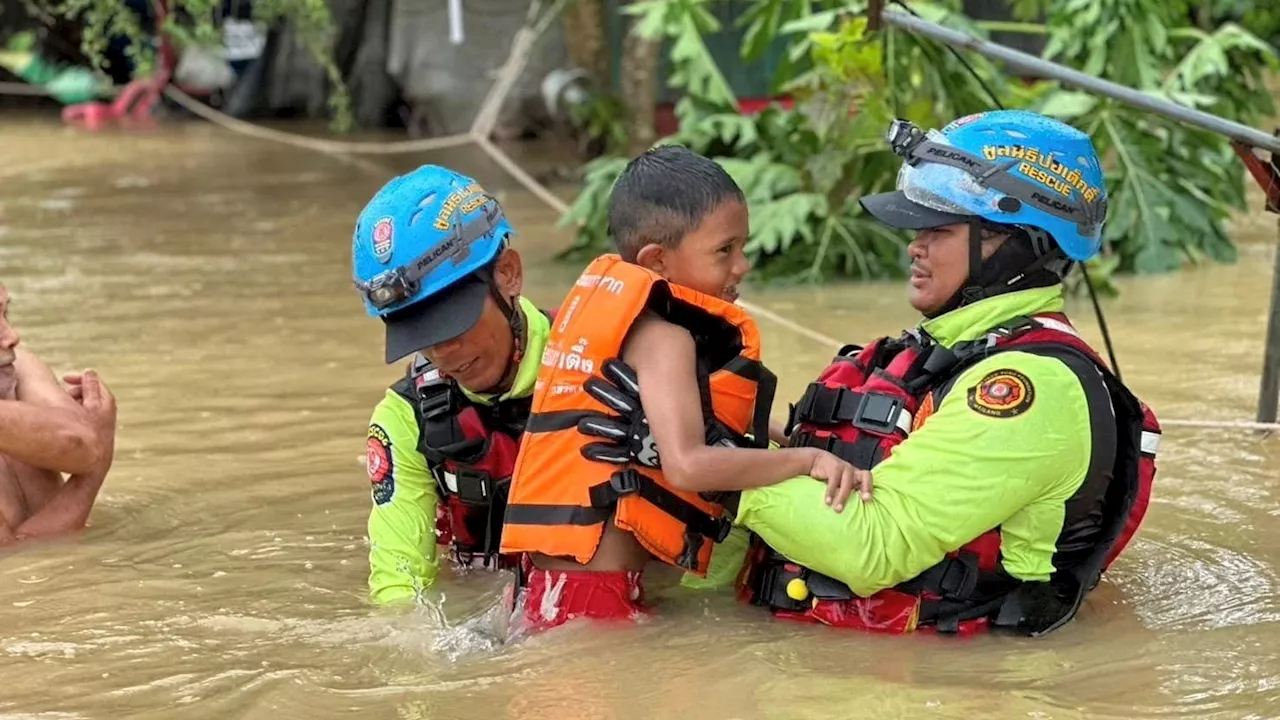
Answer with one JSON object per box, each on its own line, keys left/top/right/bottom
{"left": 585, "top": 110, "right": 1162, "bottom": 636}
{"left": 352, "top": 165, "right": 555, "bottom": 604}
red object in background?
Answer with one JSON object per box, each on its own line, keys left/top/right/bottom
{"left": 62, "top": 75, "right": 167, "bottom": 130}
{"left": 61, "top": 0, "right": 181, "bottom": 131}
{"left": 1233, "top": 139, "right": 1280, "bottom": 213}
{"left": 653, "top": 96, "right": 796, "bottom": 136}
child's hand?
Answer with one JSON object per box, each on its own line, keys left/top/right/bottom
{"left": 805, "top": 449, "right": 872, "bottom": 512}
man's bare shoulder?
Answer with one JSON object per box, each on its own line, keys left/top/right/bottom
{"left": 14, "top": 349, "right": 77, "bottom": 411}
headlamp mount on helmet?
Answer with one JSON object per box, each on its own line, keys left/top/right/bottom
{"left": 886, "top": 118, "right": 929, "bottom": 162}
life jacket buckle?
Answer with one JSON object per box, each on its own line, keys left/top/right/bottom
{"left": 419, "top": 386, "right": 455, "bottom": 421}
{"left": 710, "top": 517, "right": 734, "bottom": 543}
{"left": 451, "top": 468, "right": 494, "bottom": 506}
{"left": 609, "top": 468, "right": 642, "bottom": 497}
{"left": 753, "top": 556, "right": 810, "bottom": 612}
{"left": 934, "top": 553, "right": 980, "bottom": 601}
{"left": 784, "top": 401, "right": 799, "bottom": 438}
{"left": 850, "top": 392, "right": 906, "bottom": 436}
{"left": 998, "top": 316, "right": 1040, "bottom": 338}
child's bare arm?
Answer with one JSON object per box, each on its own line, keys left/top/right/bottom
{"left": 621, "top": 316, "right": 860, "bottom": 497}
{"left": 768, "top": 418, "right": 790, "bottom": 446}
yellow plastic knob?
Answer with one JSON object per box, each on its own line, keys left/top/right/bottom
{"left": 785, "top": 577, "right": 810, "bottom": 601}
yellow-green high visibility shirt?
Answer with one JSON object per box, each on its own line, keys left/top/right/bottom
{"left": 692, "top": 287, "right": 1096, "bottom": 597}
{"left": 365, "top": 297, "right": 549, "bottom": 604}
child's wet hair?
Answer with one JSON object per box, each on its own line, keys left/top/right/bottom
{"left": 607, "top": 145, "right": 745, "bottom": 262}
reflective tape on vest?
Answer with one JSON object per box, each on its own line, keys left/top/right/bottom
{"left": 443, "top": 470, "right": 460, "bottom": 494}
{"left": 895, "top": 407, "right": 915, "bottom": 435}
{"left": 1035, "top": 316, "right": 1082, "bottom": 338}
{"left": 1140, "top": 430, "right": 1161, "bottom": 456}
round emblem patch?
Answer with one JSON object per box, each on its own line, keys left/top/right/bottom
{"left": 367, "top": 424, "right": 395, "bottom": 505}
{"left": 372, "top": 216, "right": 395, "bottom": 264}
{"left": 966, "top": 368, "right": 1035, "bottom": 418}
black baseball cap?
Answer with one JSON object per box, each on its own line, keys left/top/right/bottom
{"left": 859, "top": 190, "right": 972, "bottom": 230}
{"left": 382, "top": 275, "right": 490, "bottom": 364}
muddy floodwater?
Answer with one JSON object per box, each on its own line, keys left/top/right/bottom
{"left": 0, "top": 116, "right": 1277, "bottom": 719}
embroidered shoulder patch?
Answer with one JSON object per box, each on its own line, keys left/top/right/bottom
{"left": 966, "top": 368, "right": 1035, "bottom": 419}
{"left": 367, "top": 424, "right": 395, "bottom": 505}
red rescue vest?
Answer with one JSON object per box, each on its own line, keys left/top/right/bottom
{"left": 738, "top": 313, "right": 1161, "bottom": 637}
{"left": 391, "top": 311, "right": 555, "bottom": 570}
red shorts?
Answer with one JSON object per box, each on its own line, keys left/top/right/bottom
{"left": 514, "top": 565, "right": 646, "bottom": 633}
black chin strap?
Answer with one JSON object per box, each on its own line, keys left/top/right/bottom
{"left": 933, "top": 220, "right": 1070, "bottom": 319}
{"left": 960, "top": 217, "right": 986, "bottom": 306}
{"left": 928, "top": 218, "right": 986, "bottom": 318}
{"left": 473, "top": 264, "right": 526, "bottom": 394}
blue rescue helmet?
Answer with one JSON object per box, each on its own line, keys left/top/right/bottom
{"left": 352, "top": 165, "right": 515, "bottom": 363}
{"left": 861, "top": 108, "right": 1108, "bottom": 256}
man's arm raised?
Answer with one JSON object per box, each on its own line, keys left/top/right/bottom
{"left": 14, "top": 348, "right": 81, "bottom": 411}
{"left": 0, "top": 402, "right": 98, "bottom": 475}
{"left": 0, "top": 350, "right": 101, "bottom": 475}
{"left": 8, "top": 370, "right": 116, "bottom": 539}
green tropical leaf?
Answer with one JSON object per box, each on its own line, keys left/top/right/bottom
{"left": 1036, "top": 90, "right": 1098, "bottom": 120}
{"left": 747, "top": 192, "right": 827, "bottom": 254}
{"left": 561, "top": 0, "right": 1262, "bottom": 289}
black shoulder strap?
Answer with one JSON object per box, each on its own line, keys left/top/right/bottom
{"left": 750, "top": 364, "right": 778, "bottom": 450}
{"left": 996, "top": 342, "right": 1120, "bottom": 516}
{"left": 982, "top": 341, "right": 1140, "bottom": 637}
{"left": 922, "top": 316, "right": 1039, "bottom": 398}
{"left": 397, "top": 356, "right": 484, "bottom": 465}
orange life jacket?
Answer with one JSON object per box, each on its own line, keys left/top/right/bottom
{"left": 500, "top": 254, "right": 776, "bottom": 574}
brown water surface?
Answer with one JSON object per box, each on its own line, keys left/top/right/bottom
{"left": 0, "top": 116, "right": 1277, "bottom": 720}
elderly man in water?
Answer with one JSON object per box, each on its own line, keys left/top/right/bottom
{"left": 0, "top": 285, "right": 117, "bottom": 542}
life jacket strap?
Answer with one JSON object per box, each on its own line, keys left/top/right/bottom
{"left": 791, "top": 384, "right": 913, "bottom": 436}
{"left": 746, "top": 550, "right": 856, "bottom": 613}
{"left": 588, "top": 468, "right": 734, "bottom": 545}
{"left": 406, "top": 364, "right": 479, "bottom": 463}
{"left": 439, "top": 466, "right": 506, "bottom": 506}
{"left": 896, "top": 552, "right": 982, "bottom": 601}
{"left": 789, "top": 430, "right": 883, "bottom": 470}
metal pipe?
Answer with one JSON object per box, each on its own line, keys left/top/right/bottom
{"left": 1259, "top": 216, "right": 1280, "bottom": 424}
{"left": 0, "top": 81, "right": 51, "bottom": 96}
{"left": 448, "top": 0, "right": 465, "bottom": 45}
{"left": 880, "top": 8, "right": 1280, "bottom": 155}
